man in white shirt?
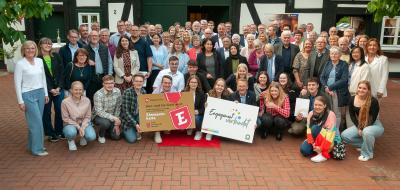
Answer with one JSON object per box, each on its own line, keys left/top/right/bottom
{"left": 152, "top": 56, "right": 184, "bottom": 93}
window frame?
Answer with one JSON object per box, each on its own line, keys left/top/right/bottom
{"left": 380, "top": 16, "right": 400, "bottom": 51}
{"left": 77, "top": 12, "right": 100, "bottom": 29}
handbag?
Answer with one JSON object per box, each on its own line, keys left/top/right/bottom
{"left": 332, "top": 141, "right": 346, "bottom": 160}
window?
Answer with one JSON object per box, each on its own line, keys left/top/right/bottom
{"left": 380, "top": 16, "right": 400, "bottom": 50}
{"left": 78, "top": 13, "right": 100, "bottom": 28}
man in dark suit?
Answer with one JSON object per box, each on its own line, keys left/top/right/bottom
{"left": 211, "top": 23, "right": 227, "bottom": 49}
{"left": 309, "top": 37, "right": 330, "bottom": 78}
{"left": 216, "top": 36, "right": 231, "bottom": 64}
{"left": 273, "top": 30, "right": 300, "bottom": 80}
{"left": 59, "top": 29, "right": 83, "bottom": 67}
{"left": 257, "top": 44, "right": 284, "bottom": 82}
{"left": 231, "top": 79, "right": 257, "bottom": 106}
{"left": 239, "top": 25, "right": 250, "bottom": 47}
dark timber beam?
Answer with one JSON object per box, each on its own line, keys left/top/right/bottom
{"left": 245, "top": 0, "right": 261, "bottom": 25}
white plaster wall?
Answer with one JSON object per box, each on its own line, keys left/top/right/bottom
{"left": 76, "top": 0, "right": 100, "bottom": 7}
{"left": 239, "top": 3, "right": 286, "bottom": 33}
{"left": 298, "top": 13, "right": 322, "bottom": 33}
{"left": 295, "top": 0, "right": 323, "bottom": 9}
{"left": 108, "top": 3, "right": 134, "bottom": 33}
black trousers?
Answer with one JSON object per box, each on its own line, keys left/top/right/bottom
{"left": 260, "top": 112, "right": 289, "bottom": 135}
{"left": 93, "top": 116, "right": 121, "bottom": 140}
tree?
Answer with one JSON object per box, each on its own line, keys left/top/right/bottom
{"left": 367, "top": 0, "right": 400, "bottom": 22}
{"left": 0, "top": 0, "right": 53, "bottom": 46}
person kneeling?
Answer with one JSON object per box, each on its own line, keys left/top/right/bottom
{"left": 93, "top": 75, "right": 122, "bottom": 144}
{"left": 121, "top": 74, "right": 146, "bottom": 143}
{"left": 341, "top": 81, "right": 383, "bottom": 161}
{"left": 300, "top": 96, "right": 341, "bottom": 163}
{"left": 61, "top": 81, "right": 96, "bottom": 151}
{"left": 259, "top": 82, "right": 290, "bottom": 141}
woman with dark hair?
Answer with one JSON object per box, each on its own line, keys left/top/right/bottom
{"left": 254, "top": 71, "right": 270, "bottom": 103}
{"left": 278, "top": 72, "right": 299, "bottom": 122}
{"left": 148, "top": 33, "right": 168, "bottom": 94}
{"left": 300, "top": 96, "right": 340, "bottom": 163}
{"left": 342, "top": 81, "right": 383, "bottom": 161}
{"left": 64, "top": 48, "right": 94, "bottom": 97}
{"left": 183, "top": 75, "right": 206, "bottom": 140}
{"left": 259, "top": 82, "right": 290, "bottom": 140}
{"left": 113, "top": 35, "right": 140, "bottom": 93}
{"left": 365, "top": 38, "right": 389, "bottom": 99}
{"left": 224, "top": 44, "right": 248, "bottom": 79}
{"left": 348, "top": 46, "right": 370, "bottom": 96}
{"left": 38, "top": 37, "right": 64, "bottom": 142}
{"left": 196, "top": 38, "right": 223, "bottom": 86}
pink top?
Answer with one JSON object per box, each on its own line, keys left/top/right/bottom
{"left": 61, "top": 96, "right": 92, "bottom": 129}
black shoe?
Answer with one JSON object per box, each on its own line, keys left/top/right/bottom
{"left": 261, "top": 132, "right": 267, "bottom": 139}
{"left": 58, "top": 134, "right": 66, "bottom": 140}
{"left": 276, "top": 133, "right": 282, "bottom": 141}
{"left": 48, "top": 136, "right": 60, "bottom": 143}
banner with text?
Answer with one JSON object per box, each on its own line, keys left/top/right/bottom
{"left": 138, "top": 92, "right": 195, "bottom": 132}
{"left": 201, "top": 97, "right": 258, "bottom": 143}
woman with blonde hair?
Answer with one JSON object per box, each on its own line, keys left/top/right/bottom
{"left": 259, "top": 82, "right": 290, "bottom": 140}
{"left": 166, "top": 39, "right": 190, "bottom": 74}
{"left": 226, "top": 63, "right": 255, "bottom": 93}
{"left": 342, "top": 81, "right": 383, "bottom": 161}
{"left": 14, "top": 40, "right": 49, "bottom": 156}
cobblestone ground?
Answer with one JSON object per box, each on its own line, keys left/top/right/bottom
{"left": 0, "top": 73, "right": 399, "bottom": 190}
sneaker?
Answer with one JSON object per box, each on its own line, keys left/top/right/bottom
{"left": 98, "top": 136, "right": 106, "bottom": 144}
{"left": 136, "top": 133, "right": 142, "bottom": 141}
{"left": 311, "top": 153, "right": 327, "bottom": 163}
{"left": 205, "top": 133, "right": 213, "bottom": 141}
{"left": 154, "top": 132, "right": 162, "bottom": 143}
{"left": 356, "top": 148, "right": 361, "bottom": 152}
{"left": 36, "top": 151, "right": 49, "bottom": 156}
{"left": 186, "top": 129, "right": 193, "bottom": 136}
{"left": 194, "top": 131, "right": 202, "bottom": 141}
{"left": 48, "top": 136, "right": 59, "bottom": 143}
{"left": 80, "top": 138, "right": 87, "bottom": 146}
{"left": 68, "top": 140, "right": 77, "bottom": 151}
{"left": 358, "top": 155, "right": 371, "bottom": 162}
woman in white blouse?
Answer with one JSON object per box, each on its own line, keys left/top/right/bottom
{"left": 365, "top": 38, "right": 389, "bottom": 99}
{"left": 14, "top": 41, "right": 49, "bottom": 156}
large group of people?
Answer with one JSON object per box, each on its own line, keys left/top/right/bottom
{"left": 14, "top": 19, "right": 388, "bottom": 163}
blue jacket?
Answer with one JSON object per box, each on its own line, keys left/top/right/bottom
{"left": 320, "top": 60, "right": 350, "bottom": 107}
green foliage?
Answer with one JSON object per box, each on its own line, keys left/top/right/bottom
{"left": 0, "top": 0, "right": 53, "bottom": 46}
{"left": 336, "top": 17, "right": 350, "bottom": 26}
{"left": 367, "top": 0, "right": 400, "bottom": 22}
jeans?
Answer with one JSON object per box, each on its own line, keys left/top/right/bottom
{"left": 22, "top": 88, "right": 45, "bottom": 155}
{"left": 63, "top": 123, "right": 96, "bottom": 142}
{"left": 341, "top": 120, "right": 384, "bottom": 158}
{"left": 93, "top": 116, "right": 121, "bottom": 140}
{"left": 260, "top": 112, "right": 289, "bottom": 135}
{"left": 123, "top": 127, "right": 138, "bottom": 143}
{"left": 195, "top": 115, "right": 204, "bottom": 131}
{"left": 300, "top": 124, "right": 322, "bottom": 157}
{"left": 42, "top": 90, "right": 64, "bottom": 137}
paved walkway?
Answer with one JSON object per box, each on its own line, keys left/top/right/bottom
{"left": 0, "top": 74, "right": 399, "bottom": 190}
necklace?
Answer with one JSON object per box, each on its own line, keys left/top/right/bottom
{"left": 78, "top": 67, "right": 84, "bottom": 77}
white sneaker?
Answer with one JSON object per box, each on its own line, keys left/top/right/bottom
{"left": 36, "top": 151, "right": 49, "bottom": 156}
{"left": 358, "top": 155, "right": 371, "bottom": 161}
{"left": 205, "top": 133, "right": 213, "bottom": 141}
{"left": 98, "top": 136, "right": 106, "bottom": 144}
{"left": 194, "top": 131, "right": 202, "bottom": 141}
{"left": 154, "top": 132, "right": 162, "bottom": 143}
{"left": 136, "top": 133, "right": 142, "bottom": 141}
{"left": 311, "top": 153, "right": 327, "bottom": 163}
{"left": 186, "top": 129, "right": 193, "bottom": 136}
{"left": 80, "top": 137, "right": 87, "bottom": 146}
{"left": 68, "top": 140, "right": 77, "bottom": 151}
